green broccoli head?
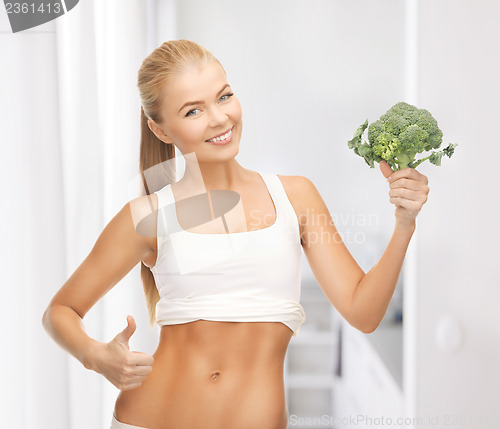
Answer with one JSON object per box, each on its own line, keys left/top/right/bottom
{"left": 348, "top": 101, "right": 457, "bottom": 170}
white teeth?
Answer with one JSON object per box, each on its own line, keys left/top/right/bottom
{"left": 208, "top": 128, "right": 232, "bottom": 142}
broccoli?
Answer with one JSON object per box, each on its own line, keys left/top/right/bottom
{"left": 347, "top": 102, "right": 457, "bottom": 170}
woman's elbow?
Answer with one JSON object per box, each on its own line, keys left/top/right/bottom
{"left": 41, "top": 305, "right": 53, "bottom": 331}
{"left": 347, "top": 312, "right": 379, "bottom": 334}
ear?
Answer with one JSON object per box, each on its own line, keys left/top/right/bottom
{"left": 147, "top": 119, "right": 174, "bottom": 144}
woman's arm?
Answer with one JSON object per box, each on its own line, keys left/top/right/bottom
{"left": 42, "top": 195, "right": 157, "bottom": 370}
{"left": 350, "top": 162, "right": 428, "bottom": 331}
{"left": 285, "top": 163, "right": 428, "bottom": 333}
{"left": 350, "top": 222, "right": 415, "bottom": 333}
{"left": 42, "top": 304, "right": 103, "bottom": 369}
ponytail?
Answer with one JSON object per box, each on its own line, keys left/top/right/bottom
{"left": 138, "top": 105, "right": 175, "bottom": 327}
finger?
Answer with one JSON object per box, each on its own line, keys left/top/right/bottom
{"left": 128, "top": 372, "right": 150, "bottom": 382}
{"left": 129, "top": 351, "right": 155, "bottom": 366}
{"left": 117, "top": 315, "right": 136, "bottom": 346}
{"left": 122, "top": 382, "right": 142, "bottom": 391}
{"left": 389, "top": 177, "right": 429, "bottom": 192}
{"left": 411, "top": 168, "right": 429, "bottom": 184}
{"left": 379, "top": 160, "right": 393, "bottom": 179}
{"left": 388, "top": 167, "right": 428, "bottom": 185}
{"left": 131, "top": 366, "right": 153, "bottom": 377}
{"left": 389, "top": 196, "right": 424, "bottom": 211}
{"left": 389, "top": 188, "right": 428, "bottom": 203}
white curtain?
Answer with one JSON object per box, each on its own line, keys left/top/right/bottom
{"left": 0, "top": 1, "right": 175, "bottom": 428}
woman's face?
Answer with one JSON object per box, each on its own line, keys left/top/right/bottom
{"left": 149, "top": 61, "right": 243, "bottom": 163}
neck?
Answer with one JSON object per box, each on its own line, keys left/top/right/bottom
{"left": 182, "top": 158, "right": 250, "bottom": 191}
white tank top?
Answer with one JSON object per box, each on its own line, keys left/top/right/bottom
{"left": 149, "top": 171, "right": 306, "bottom": 336}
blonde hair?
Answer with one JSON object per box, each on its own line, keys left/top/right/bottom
{"left": 137, "top": 39, "right": 225, "bottom": 327}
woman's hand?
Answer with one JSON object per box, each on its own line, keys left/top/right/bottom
{"left": 379, "top": 160, "right": 430, "bottom": 229}
{"left": 88, "top": 315, "right": 154, "bottom": 391}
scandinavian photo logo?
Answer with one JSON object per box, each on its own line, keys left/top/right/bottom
{"left": 3, "top": 0, "right": 79, "bottom": 33}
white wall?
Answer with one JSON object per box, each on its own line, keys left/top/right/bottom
{"left": 416, "top": 0, "right": 500, "bottom": 425}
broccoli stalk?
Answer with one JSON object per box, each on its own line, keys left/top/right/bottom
{"left": 410, "top": 143, "right": 457, "bottom": 167}
{"left": 347, "top": 102, "right": 457, "bottom": 170}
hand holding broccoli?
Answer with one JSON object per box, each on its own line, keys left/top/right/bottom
{"left": 348, "top": 102, "right": 456, "bottom": 227}
{"left": 379, "top": 160, "right": 429, "bottom": 228}
{"left": 348, "top": 102, "right": 457, "bottom": 170}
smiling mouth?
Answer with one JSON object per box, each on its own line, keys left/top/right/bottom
{"left": 205, "top": 126, "right": 234, "bottom": 143}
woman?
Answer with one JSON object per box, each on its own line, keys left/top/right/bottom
{"left": 42, "top": 39, "right": 429, "bottom": 429}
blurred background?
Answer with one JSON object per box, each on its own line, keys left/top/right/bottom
{"left": 1, "top": 0, "right": 499, "bottom": 428}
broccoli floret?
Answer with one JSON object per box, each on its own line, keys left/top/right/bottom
{"left": 347, "top": 102, "right": 457, "bottom": 170}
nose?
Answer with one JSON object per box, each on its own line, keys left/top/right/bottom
{"left": 208, "top": 104, "right": 229, "bottom": 127}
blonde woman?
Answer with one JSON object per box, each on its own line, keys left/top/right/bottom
{"left": 42, "top": 39, "right": 429, "bottom": 429}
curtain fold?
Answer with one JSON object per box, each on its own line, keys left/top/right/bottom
{"left": 0, "top": 16, "right": 69, "bottom": 429}
{"left": 1, "top": 1, "right": 176, "bottom": 428}
{"left": 56, "top": 3, "right": 105, "bottom": 428}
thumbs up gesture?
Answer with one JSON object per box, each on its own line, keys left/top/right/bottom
{"left": 90, "top": 315, "right": 155, "bottom": 391}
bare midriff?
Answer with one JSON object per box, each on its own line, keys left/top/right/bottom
{"left": 113, "top": 319, "right": 293, "bottom": 429}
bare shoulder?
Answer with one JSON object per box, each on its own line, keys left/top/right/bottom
{"left": 277, "top": 174, "right": 318, "bottom": 212}
{"left": 129, "top": 193, "right": 158, "bottom": 237}
{"left": 128, "top": 193, "right": 159, "bottom": 263}
{"left": 276, "top": 174, "right": 320, "bottom": 239}
{"left": 101, "top": 194, "right": 158, "bottom": 256}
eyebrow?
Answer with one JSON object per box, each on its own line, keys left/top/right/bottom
{"left": 178, "top": 83, "right": 231, "bottom": 114}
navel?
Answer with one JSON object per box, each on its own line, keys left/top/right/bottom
{"left": 210, "top": 370, "right": 221, "bottom": 381}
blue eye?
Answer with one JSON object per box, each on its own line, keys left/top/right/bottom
{"left": 185, "top": 109, "right": 199, "bottom": 117}
{"left": 185, "top": 92, "right": 234, "bottom": 117}
{"left": 220, "top": 92, "right": 234, "bottom": 102}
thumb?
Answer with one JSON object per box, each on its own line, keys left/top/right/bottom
{"left": 117, "top": 315, "right": 136, "bottom": 347}
{"left": 379, "top": 160, "right": 393, "bottom": 179}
